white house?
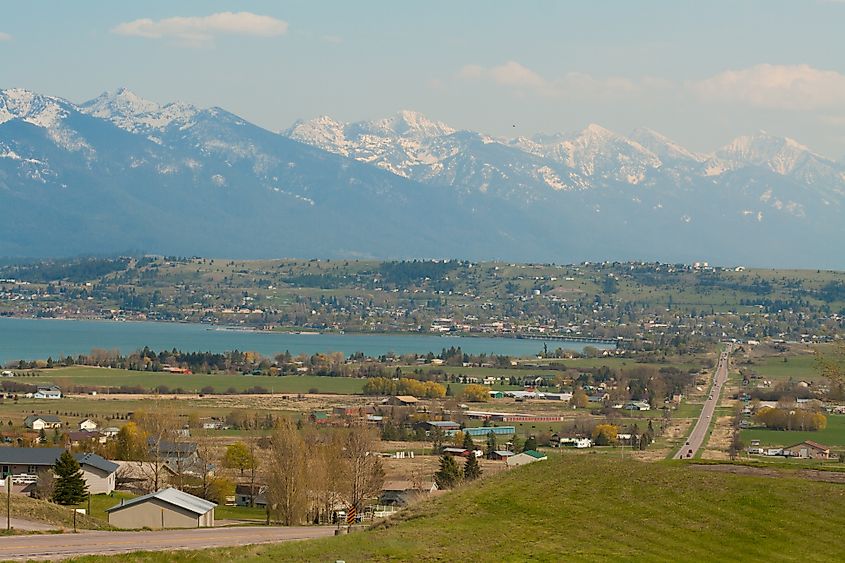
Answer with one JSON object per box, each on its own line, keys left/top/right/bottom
{"left": 24, "top": 414, "right": 62, "bottom": 430}
{"left": 78, "top": 418, "right": 98, "bottom": 432}
{"left": 34, "top": 386, "right": 62, "bottom": 399}
{"left": 557, "top": 437, "right": 592, "bottom": 448}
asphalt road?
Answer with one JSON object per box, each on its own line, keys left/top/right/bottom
{"left": 0, "top": 525, "right": 335, "bottom": 560}
{"left": 674, "top": 346, "right": 731, "bottom": 460}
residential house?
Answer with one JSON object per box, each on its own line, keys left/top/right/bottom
{"left": 78, "top": 418, "right": 98, "bottom": 432}
{"left": 506, "top": 450, "right": 548, "bottom": 467}
{"left": 0, "top": 447, "right": 64, "bottom": 479}
{"left": 106, "top": 487, "right": 215, "bottom": 529}
{"left": 34, "top": 386, "right": 62, "bottom": 399}
{"left": 554, "top": 436, "right": 592, "bottom": 448}
{"left": 387, "top": 396, "right": 418, "bottom": 407}
{"left": 379, "top": 480, "right": 437, "bottom": 506}
{"left": 235, "top": 484, "right": 267, "bottom": 507}
{"left": 75, "top": 452, "right": 119, "bottom": 494}
{"left": 783, "top": 440, "right": 831, "bottom": 460}
{"left": 23, "top": 414, "right": 62, "bottom": 431}
{"left": 624, "top": 401, "right": 651, "bottom": 411}
{"left": 65, "top": 431, "right": 106, "bottom": 447}
{"left": 102, "top": 427, "right": 120, "bottom": 438}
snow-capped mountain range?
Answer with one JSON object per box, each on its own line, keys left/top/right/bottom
{"left": 1, "top": 87, "right": 844, "bottom": 267}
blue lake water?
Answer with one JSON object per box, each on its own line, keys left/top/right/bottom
{"left": 0, "top": 318, "right": 608, "bottom": 363}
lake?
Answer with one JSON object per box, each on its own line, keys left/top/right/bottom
{"left": 0, "top": 318, "right": 609, "bottom": 363}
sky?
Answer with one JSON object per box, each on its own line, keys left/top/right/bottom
{"left": 2, "top": 0, "right": 845, "bottom": 158}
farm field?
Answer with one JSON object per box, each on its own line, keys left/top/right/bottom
{"left": 748, "top": 353, "right": 819, "bottom": 382}
{"left": 741, "top": 415, "right": 845, "bottom": 447}
{"left": 71, "top": 454, "right": 845, "bottom": 562}
{"left": 21, "top": 366, "right": 367, "bottom": 395}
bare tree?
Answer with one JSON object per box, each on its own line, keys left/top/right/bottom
{"left": 341, "top": 426, "right": 385, "bottom": 514}
{"left": 266, "top": 420, "right": 307, "bottom": 525}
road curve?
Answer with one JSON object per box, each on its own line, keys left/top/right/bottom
{"left": 0, "top": 525, "right": 334, "bottom": 561}
{"left": 674, "top": 346, "right": 731, "bottom": 460}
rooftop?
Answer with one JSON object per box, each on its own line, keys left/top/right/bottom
{"left": 107, "top": 487, "right": 216, "bottom": 515}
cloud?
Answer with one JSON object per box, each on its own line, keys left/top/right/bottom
{"left": 690, "top": 64, "right": 845, "bottom": 110}
{"left": 457, "top": 61, "right": 662, "bottom": 99}
{"left": 0, "top": 32, "right": 12, "bottom": 41}
{"left": 111, "top": 12, "right": 288, "bottom": 45}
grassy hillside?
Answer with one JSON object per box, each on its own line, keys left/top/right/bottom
{"left": 10, "top": 495, "right": 110, "bottom": 531}
{"left": 72, "top": 453, "right": 845, "bottom": 562}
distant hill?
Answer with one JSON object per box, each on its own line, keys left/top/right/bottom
{"left": 2, "top": 87, "right": 844, "bottom": 267}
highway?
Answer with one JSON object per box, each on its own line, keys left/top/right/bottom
{"left": 674, "top": 346, "right": 731, "bottom": 460}
{"left": 0, "top": 525, "right": 334, "bottom": 560}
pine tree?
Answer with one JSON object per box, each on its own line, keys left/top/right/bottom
{"left": 52, "top": 451, "right": 88, "bottom": 505}
{"left": 464, "top": 452, "right": 482, "bottom": 481}
{"left": 434, "top": 455, "right": 461, "bottom": 489}
{"left": 511, "top": 434, "right": 523, "bottom": 453}
{"left": 523, "top": 436, "right": 538, "bottom": 452}
{"left": 485, "top": 431, "right": 497, "bottom": 459}
{"left": 431, "top": 426, "right": 445, "bottom": 454}
{"left": 462, "top": 432, "right": 475, "bottom": 451}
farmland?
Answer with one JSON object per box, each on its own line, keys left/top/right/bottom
{"left": 741, "top": 415, "right": 845, "bottom": 447}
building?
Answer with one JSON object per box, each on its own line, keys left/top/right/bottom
{"left": 387, "top": 396, "right": 418, "bottom": 407}
{"left": 555, "top": 437, "right": 592, "bottom": 448}
{"left": 106, "top": 487, "right": 215, "bottom": 529}
{"left": 235, "top": 484, "right": 267, "bottom": 507}
{"left": 24, "top": 414, "right": 62, "bottom": 430}
{"left": 34, "top": 386, "right": 62, "bottom": 399}
{"left": 0, "top": 447, "right": 64, "bottom": 478}
{"left": 419, "top": 421, "right": 460, "bottom": 434}
{"left": 78, "top": 418, "right": 98, "bottom": 432}
{"left": 442, "top": 447, "right": 471, "bottom": 457}
{"left": 490, "top": 450, "right": 515, "bottom": 461}
{"left": 783, "top": 440, "right": 831, "bottom": 460}
{"left": 506, "top": 450, "right": 548, "bottom": 467}
{"left": 75, "top": 452, "right": 119, "bottom": 494}
{"left": 461, "top": 426, "right": 516, "bottom": 438}
{"left": 624, "top": 401, "right": 651, "bottom": 411}
{"left": 65, "top": 431, "right": 106, "bottom": 447}
{"left": 379, "top": 480, "right": 437, "bottom": 506}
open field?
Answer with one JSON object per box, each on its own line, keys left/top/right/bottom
{"left": 741, "top": 415, "right": 845, "bottom": 448}
{"left": 68, "top": 454, "right": 845, "bottom": 562}
{"left": 23, "top": 366, "right": 368, "bottom": 395}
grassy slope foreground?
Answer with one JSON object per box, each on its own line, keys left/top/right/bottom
{"left": 73, "top": 454, "right": 845, "bottom": 562}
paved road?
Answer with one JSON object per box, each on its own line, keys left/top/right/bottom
{"left": 0, "top": 525, "right": 334, "bottom": 560}
{"left": 674, "top": 346, "right": 731, "bottom": 460}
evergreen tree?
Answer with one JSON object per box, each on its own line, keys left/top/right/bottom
{"left": 38, "top": 428, "right": 46, "bottom": 444}
{"left": 52, "top": 451, "right": 88, "bottom": 505}
{"left": 463, "top": 452, "right": 482, "bottom": 481}
{"left": 462, "top": 432, "right": 475, "bottom": 451}
{"left": 431, "top": 426, "right": 445, "bottom": 454}
{"left": 485, "top": 431, "right": 497, "bottom": 459}
{"left": 510, "top": 433, "right": 524, "bottom": 453}
{"left": 523, "top": 435, "right": 538, "bottom": 452}
{"left": 434, "top": 455, "right": 461, "bottom": 489}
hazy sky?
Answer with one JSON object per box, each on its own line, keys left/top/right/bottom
{"left": 3, "top": 1, "right": 845, "bottom": 157}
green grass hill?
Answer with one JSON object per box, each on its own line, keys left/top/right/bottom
{"left": 72, "top": 453, "right": 845, "bottom": 561}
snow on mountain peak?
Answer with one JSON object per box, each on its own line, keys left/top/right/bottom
{"left": 358, "top": 110, "right": 455, "bottom": 139}
{"left": 80, "top": 89, "right": 198, "bottom": 133}
{"left": 0, "top": 88, "right": 71, "bottom": 128}
{"left": 630, "top": 127, "right": 707, "bottom": 163}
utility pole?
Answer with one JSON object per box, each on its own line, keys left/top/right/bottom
{"left": 6, "top": 475, "right": 11, "bottom": 531}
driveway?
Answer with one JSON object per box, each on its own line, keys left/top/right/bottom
{"left": 0, "top": 525, "right": 335, "bottom": 560}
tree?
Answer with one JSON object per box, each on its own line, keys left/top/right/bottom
{"left": 52, "top": 451, "right": 88, "bottom": 505}
{"left": 434, "top": 455, "right": 461, "bottom": 489}
{"left": 523, "top": 436, "right": 538, "bottom": 452}
{"left": 341, "top": 426, "right": 385, "bottom": 515}
{"left": 461, "top": 384, "right": 490, "bottom": 402}
{"left": 485, "top": 431, "right": 498, "bottom": 459}
{"left": 463, "top": 452, "right": 482, "bottom": 481}
{"left": 462, "top": 432, "right": 475, "bottom": 451}
{"left": 115, "top": 421, "right": 146, "bottom": 461}
{"left": 591, "top": 424, "right": 618, "bottom": 446}
{"left": 266, "top": 420, "right": 307, "bottom": 525}
{"left": 431, "top": 426, "right": 445, "bottom": 454}
{"left": 224, "top": 442, "right": 257, "bottom": 476}
{"left": 510, "top": 433, "right": 523, "bottom": 453}
{"left": 570, "top": 387, "right": 589, "bottom": 409}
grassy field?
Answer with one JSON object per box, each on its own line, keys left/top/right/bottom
{"left": 741, "top": 415, "right": 845, "bottom": 448}
{"left": 749, "top": 353, "right": 819, "bottom": 382}
{"left": 25, "top": 366, "right": 367, "bottom": 395}
{"left": 10, "top": 495, "right": 110, "bottom": 531}
{"left": 72, "top": 492, "right": 135, "bottom": 522}
{"left": 69, "top": 454, "right": 845, "bottom": 562}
